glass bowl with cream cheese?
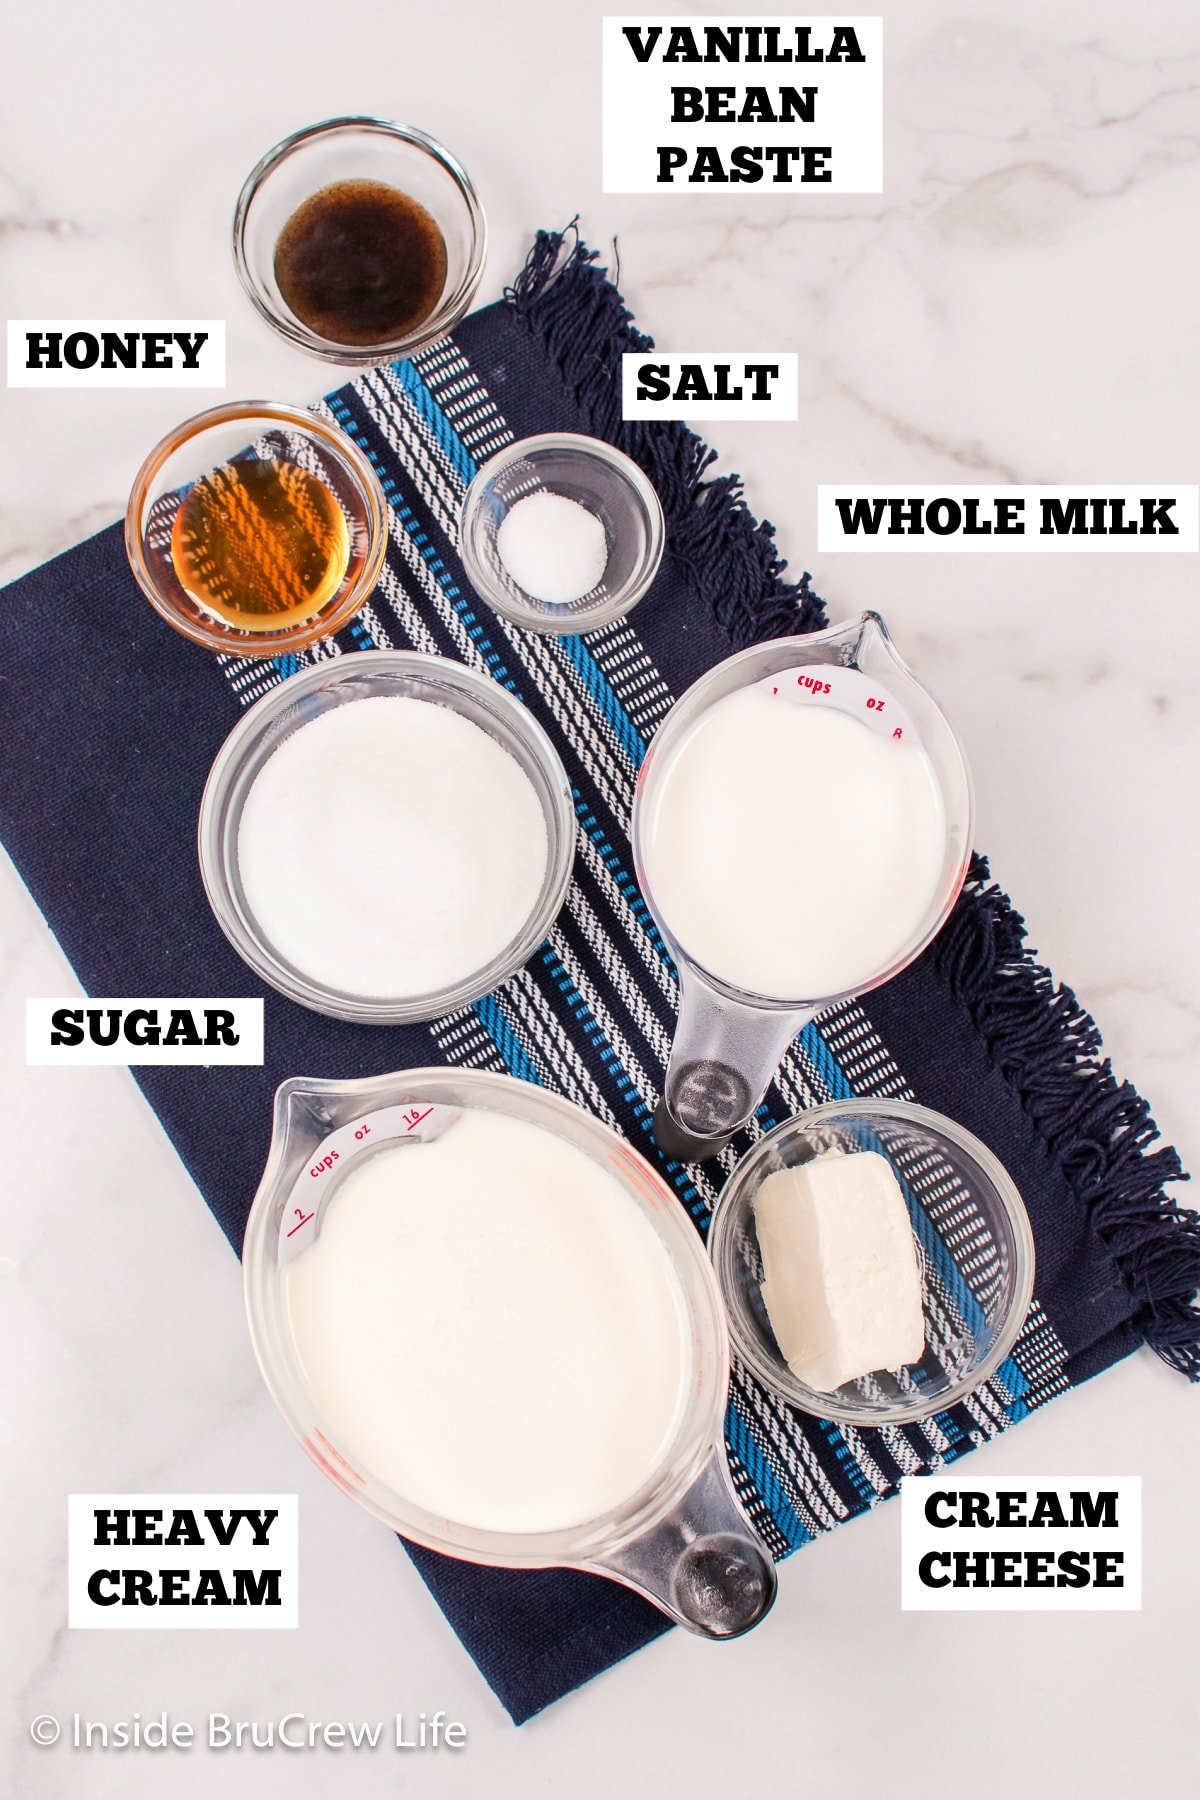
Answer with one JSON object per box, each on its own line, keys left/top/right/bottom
{"left": 709, "top": 1100, "right": 1035, "bottom": 1426}
{"left": 457, "top": 433, "right": 665, "bottom": 633}
{"left": 197, "top": 652, "right": 575, "bottom": 1022}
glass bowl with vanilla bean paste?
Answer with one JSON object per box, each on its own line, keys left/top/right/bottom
{"left": 233, "top": 117, "right": 487, "bottom": 364}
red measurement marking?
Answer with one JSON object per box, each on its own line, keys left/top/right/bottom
{"left": 403, "top": 1106, "right": 434, "bottom": 1132}
{"left": 772, "top": 685, "right": 778, "bottom": 695}
{"left": 312, "top": 1429, "right": 364, "bottom": 1486}
{"left": 286, "top": 1206, "right": 315, "bottom": 1238}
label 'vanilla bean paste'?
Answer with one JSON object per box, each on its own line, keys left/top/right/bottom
{"left": 273, "top": 179, "right": 449, "bottom": 347}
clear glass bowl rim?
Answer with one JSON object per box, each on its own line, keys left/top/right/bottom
{"left": 231, "top": 115, "right": 488, "bottom": 365}
{"left": 708, "top": 1096, "right": 1037, "bottom": 1425}
{"left": 457, "top": 431, "right": 667, "bottom": 633}
{"left": 196, "top": 651, "right": 577, "bottom": 1022}
{"left": 124, "top": 397, "right": 389, "bottom": 655}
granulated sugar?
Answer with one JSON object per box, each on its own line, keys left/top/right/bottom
{"left": 496, "top": 491, "right": 608, "bottom": 604}
{"left": 237, "top": 696, "right": 549, "bottom": 998}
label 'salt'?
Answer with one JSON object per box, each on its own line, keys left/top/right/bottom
{"left": 622, "top": 352, "right": 799, "bottom": 419}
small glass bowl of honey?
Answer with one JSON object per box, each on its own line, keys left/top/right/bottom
{"left": 125, "top": 400, "right": 388, "bottom": 655}
{"left": 233, "top": 117, "right": 487, "bottom": 364}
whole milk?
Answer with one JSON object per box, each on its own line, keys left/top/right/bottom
{"left": 284, "top": 1110, "right": 689, "bottom": 1534}
{"left": 639, "top": 683, "right": 948, "bottom": 998}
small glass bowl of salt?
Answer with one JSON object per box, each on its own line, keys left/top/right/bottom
{"left": 458, "top": 433, "right": 665, "bottom": 634}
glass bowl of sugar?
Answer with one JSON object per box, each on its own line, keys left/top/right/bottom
{"left": 197, "top": 652, "right": 576, "bottom": 1022}
{"left": 458, "top": 433, "right": 665, "bottom": 633}
{"left": 709, "top": 1100, "right": 1035, "bottom": 1427}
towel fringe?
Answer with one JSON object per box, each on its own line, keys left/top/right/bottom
{"left": 506, "top": 227, "right": 826, "bottom": 648}
{"left": 936, "top": 854, "right": 1199, "bottom": 1378}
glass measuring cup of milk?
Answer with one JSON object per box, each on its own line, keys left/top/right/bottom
{"left": 243, "top": 1068, "right": 776, "bottom": 1638}
{"left": 632, "top": 612, "right": 973, "bottom": 1162}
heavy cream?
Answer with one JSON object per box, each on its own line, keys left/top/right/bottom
{"left": 639, "top": 682, "right": 948, "bottom": 999}
{"left": 284, "top": 1110, "right": 690, "bottom": 1534}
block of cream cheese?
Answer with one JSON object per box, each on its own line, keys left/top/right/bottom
{"left": 753, "top": 1149, "right": 925, "bottom": 1392}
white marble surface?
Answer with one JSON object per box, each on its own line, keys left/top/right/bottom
{"left": 3, "top": 2, "right": 1198, "bottom": 1795}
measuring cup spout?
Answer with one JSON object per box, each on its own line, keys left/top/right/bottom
{"left": 587, "top": 1447, "right": 776, "bottom": 1639}
{"left": 260, "top": 1078, "right": 342, "bottom": 1192}
{"left": 847, "top": 607, "right": 889, "bottom": 661}
{"left": 653, "top": 961, "right": 812, "bottom": 1162}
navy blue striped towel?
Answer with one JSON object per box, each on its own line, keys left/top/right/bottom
{"left": 1, "top": 231, "right": 1196, "bottom": 1724}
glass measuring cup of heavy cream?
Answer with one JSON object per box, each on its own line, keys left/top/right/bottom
{"left": 243, "top": 1069, "right": 776, "bottom": 1638}
{"left": 632, "top": 612, "right": 973, "bottom": 1161}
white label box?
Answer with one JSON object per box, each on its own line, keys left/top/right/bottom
{"left": 68, "top": 1495, "right": 298, "bottom": 1629}
{"left": 817, "top": 485, "right": 1199, "bottom": 552}
{"left": 27, "top": 998, "right": 265, "bottom": 1066}
{"left": 900, "top": 1476, "right": 1142, "bottom": 1611}
{"left": 622, "top": 351, "right": 799, "bottom": 419}
{"left": 603, "top": 16, "right": 883, "bottom": 194}
{"left": 7, "top": 319, "right": 225, "bottom": 388}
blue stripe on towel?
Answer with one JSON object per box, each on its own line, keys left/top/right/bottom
{"left": 725, "top": 1400, "right": 810, "bottom": 1548}
{"left": 390, "top": 356, "right": 478, "bottom": 487}
{"left": 471, "top": 993, "right": 544, "bottom": 1088}
{"left": 554, "top": 633, "right": 647, "bottom": 771}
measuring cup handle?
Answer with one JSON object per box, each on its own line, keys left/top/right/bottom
{"left": 655, "top": 963, "right": 813, "bottom": 1161}
{"left": 587, "top": 1447, "right": 777, "bottom": 1639}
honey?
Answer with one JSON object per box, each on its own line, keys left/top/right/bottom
{"left": 170, "top": 458, "right": 350, "bottom": 633}
{"left": 273, "top": 179, "right": 448, "bottom": 347}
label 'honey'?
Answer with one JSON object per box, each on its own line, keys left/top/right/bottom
{"left": 170, "top": 458, "right": 350, "bottom": 632}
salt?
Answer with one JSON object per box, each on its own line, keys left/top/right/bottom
{"left": 236, "top": 696, "right": 549, "bottom": 999}
{"left": 496, "top": 490, "right": 608, "bottom": 605}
